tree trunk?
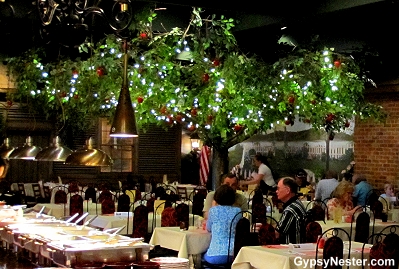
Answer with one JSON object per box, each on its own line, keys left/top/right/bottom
{"left": 210, "top": 147, "right": 229, "bottom": 190}
{"left": 326, "top": 136, "right": 330, "bottom": 171}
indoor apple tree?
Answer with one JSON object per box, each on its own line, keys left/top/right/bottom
{"left": 6, "top": 8, "right": 385, "bottom": 187}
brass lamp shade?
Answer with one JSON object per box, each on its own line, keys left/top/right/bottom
{"left": 0, "top": 138, "right": 15, "bottom": 159}
{"left": 35, "top": 136, "right": 73, "bottom": 162}
{"left": 64, "top": 137, "right": 112, "bottom": 166}
{"left": 110, "top": 40, "right": 138, "bottom": 138}
{"left": 9, "top": 136, "right": 42, "bottom": 160}
{"left": 110, "top": 85, "right": 138, "bottom": 137}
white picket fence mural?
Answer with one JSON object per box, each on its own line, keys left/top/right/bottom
{"left": 236, "top": 140, "right": 353, "bottom": 179}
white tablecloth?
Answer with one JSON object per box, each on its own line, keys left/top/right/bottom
{"left": 318, "top": 219, "right": 399, "bottom": 239}
{"left": 33, "top": 202, "right": 113, "bottom": 218}
{"left": 85, "top": 213, "right": 203, "bottom": 235}
{"left": 11, "top": 183, "right": 41, "bottom": 197}
{"left": 149, "top": 226, "right": 211, "bottom": 259}
{"left": 232, "top": 242, "right": 370, "bottom": 269}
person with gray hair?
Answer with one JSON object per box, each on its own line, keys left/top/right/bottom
{"left": 352, "top": 173, "right": 373, "bottom": 206}
{"left": 275, "top": 177, "right": 306, "bottom": 244}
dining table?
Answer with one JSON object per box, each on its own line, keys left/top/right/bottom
{"left": 33, "top": 201, "right": 113, "bottom": 218}
{"left": 85, "top": 213, "right": 204, "bottom": 235}
{"left": 149, "top": 226, "right": 211, "bottom": 268}
{"left": 232, "top": 242, "right": 372, "bottom": 269}
{"left": 318, "top": 218, "right": 399, "bottom": 239}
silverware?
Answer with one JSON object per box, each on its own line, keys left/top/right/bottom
{"left": 65, "top": 213, "right": 79, "bottom": 223}
{"left": 74, "top": 212, "right": 89, "bottom": 224}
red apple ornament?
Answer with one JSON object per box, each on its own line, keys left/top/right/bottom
{"left": 334, "top": 60, "right": 341, "bottom": 68}
{"left": 96, "top": 66, "right": 105, "bottom": 77}
{"left": 191, "top": 108, "right": 197, "bottom": 117}
{"left": 234, "top": 124, "right": 243, "bottom": 132}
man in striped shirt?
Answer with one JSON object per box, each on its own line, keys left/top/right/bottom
{"left": 275, "top": 177, "right": 306, "bottom": 244}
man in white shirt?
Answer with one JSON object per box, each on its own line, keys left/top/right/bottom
{"left": 314, "top": 170, "right": 339, "bottom": 202}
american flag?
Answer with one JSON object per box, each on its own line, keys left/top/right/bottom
{"left": 199, "top": 145, "right": 211, "bottom": 186}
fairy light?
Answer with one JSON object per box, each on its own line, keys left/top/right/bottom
{"left": 140, "top": 56, "right": 145, "bottom": 61}
{"left": 110, "top": 48, "right": 115, "bottom": 54}
{"left": 175, "top": 48, "right": 181, "bottom": 54}
{"left": 326, "top": 97, "right": 331, "bottom": 102}
{"left": 42, "top": 72, "right": 48, "bottom": 78}
{"left": 216, "top": 81, "right": 225, "bottom": 91}
{"left": 324, "top": 57, "right": 330, "bottom": 63}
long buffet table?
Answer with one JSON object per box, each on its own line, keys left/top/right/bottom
{"left": 0, "top": 208, "right": 153, "bottom": 268}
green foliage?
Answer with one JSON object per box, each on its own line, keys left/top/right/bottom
{"left": 6, "top": 8, "right": 386, "bottom": 149}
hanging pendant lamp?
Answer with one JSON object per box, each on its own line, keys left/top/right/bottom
{"left": 9, "top": 136, "right": 42, "bottom": 160}
{"left": 0, "top": 138, "right": 15, "bottom": 159}
{"left": 110, "top": 40, "right": 138, "bottom": 138}
{"left": 64, "top": 137, "right": 112, "bottom": 166}
{"left": 34, "top": 136, "right": 73, "bottom": 162}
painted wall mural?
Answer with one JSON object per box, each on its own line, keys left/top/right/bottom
{"left": 228, "top": 117, "right": 354, "bottom": 182}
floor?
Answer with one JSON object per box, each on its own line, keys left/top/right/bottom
{"left": 0, "top": 248, "right": 36, "bottom": 269}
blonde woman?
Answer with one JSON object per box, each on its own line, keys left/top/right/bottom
{"left": 327, "top": 180, "right": 361, "bottom": 220}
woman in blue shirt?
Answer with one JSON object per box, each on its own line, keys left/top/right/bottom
{"left": 204, "top": 184, "right": 241, "bottom": 264}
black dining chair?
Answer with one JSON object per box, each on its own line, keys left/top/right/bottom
{"left": 350, "top": 205, "right": 374, "bottom": 244}
{"left": 315, "top": 227, "right": 352, "bottom": 269}
{"left": 362, "top": 225, "right": 399, "bottom": 269}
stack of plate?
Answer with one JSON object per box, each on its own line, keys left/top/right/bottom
{"left": 150, "top": 257, "right": 189, "bottom": 269}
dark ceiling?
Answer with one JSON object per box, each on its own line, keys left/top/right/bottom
{"left": 1, "top": 0, "right": 399, "bottom": 81}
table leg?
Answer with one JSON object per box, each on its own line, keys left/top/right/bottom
{"left": 191, "top": 254, "right": 202, "bottom": 269}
